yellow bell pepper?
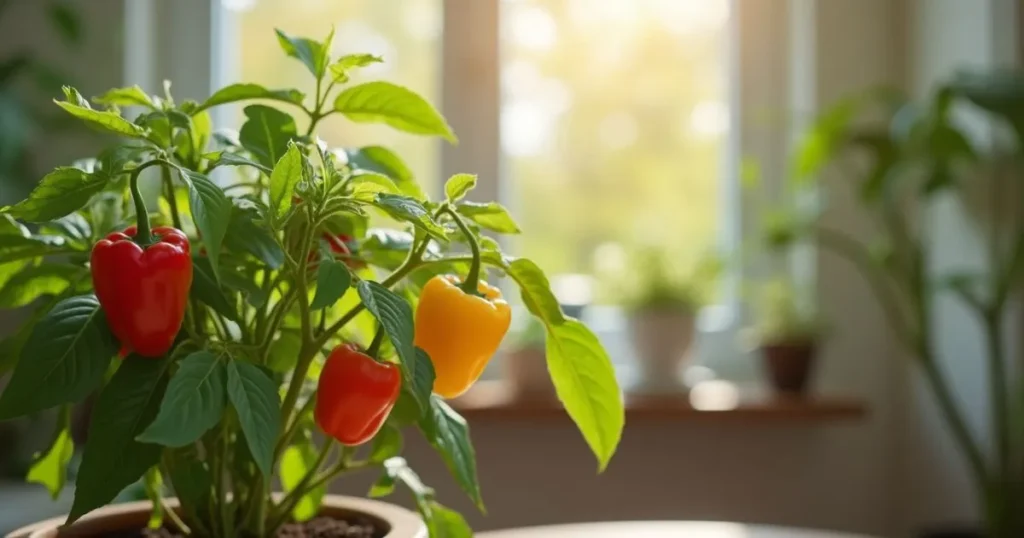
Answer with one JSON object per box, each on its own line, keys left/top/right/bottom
{"left": 414, "top": 274, "right": 512, "bottom": 398}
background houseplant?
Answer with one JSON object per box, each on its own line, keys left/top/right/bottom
{"left": 0, "top": 0, "right": 84, "bottom": 480}
{"left": 0, "top": 29, "right": 624, "bottom": 537}
{"left": 620, "top": 248, "right": 720, "bottom": 394}
{"left": 776, "top": 72, "right": 1024, "bottom": 537}
{"left": 745, "top": 278, "right": 824, "bottom": 395}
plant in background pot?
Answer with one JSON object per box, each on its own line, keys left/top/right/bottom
{"left": 772, "top": 72, "right": 1024, "bottom": 538}
{"left": 746, "top": 279, "right": 825, "bottom": 396}
{"left": 621, "top": 248, "right": 720, "bottom": 394}
{"left": 501, "top": 316, "right": 552, "bottom": 400}
{"left": 0, "top": 29, "right": 624, "bottom": 538}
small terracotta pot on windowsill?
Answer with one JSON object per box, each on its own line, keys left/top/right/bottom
{"left": 502, "top": 345, "right": 556, "bottom": 401}
{"left": 759, "top": 340, "right": 817, "bottom": 396}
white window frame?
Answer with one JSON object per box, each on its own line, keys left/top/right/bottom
{"left": 125, "top": 0, "right": 799, "bottom": 381}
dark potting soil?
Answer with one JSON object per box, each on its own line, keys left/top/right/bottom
{"left": 100, "top": 517, "right": 384, "bottom": 538}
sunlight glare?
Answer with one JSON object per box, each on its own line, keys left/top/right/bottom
{"left": 509, "top": 5, "right": 558, "bottom": 51}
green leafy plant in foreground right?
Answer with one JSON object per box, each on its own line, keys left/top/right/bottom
{"left": 0, "top": 28, "right": 624, "bottom": 537}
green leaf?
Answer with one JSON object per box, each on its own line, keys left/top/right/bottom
{"left": 369, "top": 425, "right": 403, "bottom": 463}
{"left": 329, "top": 53, "right": 383, "bottom": 83}
{"left": 334, "top": 82, "right": 456, "bottom": 142}
{"left": 137, "top": 351, "right": 227, "bottom": 447}
{"left": 269, "top": 142, "right": 303, "bottom": 220}
{"left": 410, "top": 348, "right": 436, "bottom": 413}
{"left": 275, "top": 28, "right": 333, "bottom": 78}
{"left": 457, "top": 201, "right": 521, "bottom": 234}
{"left": 48, "top": 2, "right": 81, "bottom": 45}
{"left": 418, "top": 395, "right": 484, "bottom": 510}
{"left": 93, "top": 86, "right": 156, "bottom": 109}
{"left": 545, "top": 319, "right": 623, "bottom": 472}
{"left": 0, "top": 214, "right": 30, "bottom": 236}
{"left": 507, "top": 259, "right": 565, "bottom": 327}
{"left": 0, "top": 291, "right": 69, "bottom": 378}
{"left": 3, "top": 167, "right": 107, "bottom": 222}
{"left": 267, "top": 332, "right": 302, "bottom": 374}
{"left": 227, "top": 360, "right": 281, "bottom": 479}
{"left": 206, "top": 151, "right": 273, "bottom": 174}
{"left": 54, "top": 94, "right": 148, "bottom": 139}
{"left": 0, "top": 234, "right": 67, "bottom": 263}
{"left": 222, "top": 268, "right": 268, "bottom": 309}
{"left": 377, "top": 457, "right": 473, "bottom": 537}
{"left": 0, "top": 264, "right": 83, "bottom": 308}
{"left": 44, "top": 213, "right": 92, "bottom": 241}
{"left": 445, "top": 174, "right": 477, "bottom": 202}
{"left": 164, "top": 454, "right": 212, "bottom": 522}
{"left": 281, "top": 437, "right": 326, "bottom": 522}
{"left": 350, "top": 171, "right": 401, "bottom": 196}
{"left": 311, "top": 260, "right": 352, "bottom": 310}
{"left": 190, "top": 256, "right": 238, "bottom": 321}
{"left": 371, "top": 193, "right": 446, "bottom": 241}
{"left": 345, "top": 146, "right": 425, "bottom": 200}
{"left": 68, "top": 357, "right": 170, "bottom": 524}
{"left": 425, "top": 502, "right": 473, "bottom": 538}
{"left": 195, "top": 83, "right": 304, "bottom": 113}
{"left": 177, "top": 169, "right": 231, "bottom": 279}
{"left": 0, "top": 295, "right": 118, "bottom": 419}
{"left": 225, "top": 203, "right": 285, "bottom": 270}
{"left": 239, "top": 104, "right": 298, "bottom": 169}
{"left": 357, "top": 281, "right": 417, "bottom": 377}
{"left": 27, "top": 427, "right": 74, "bottom": 499}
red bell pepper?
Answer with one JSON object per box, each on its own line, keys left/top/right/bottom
{"left": 91, "top": 225, "right": 192, "bottom": 358}
{"left": 315, "top": 343, "right": 401, "bottom": 445}
{"left": 307, "top": 233, "right": 365, "bottom": 271}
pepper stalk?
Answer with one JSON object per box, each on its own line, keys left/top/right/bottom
{"left": 443, "top": 205, "right": 482, "bottom": 296}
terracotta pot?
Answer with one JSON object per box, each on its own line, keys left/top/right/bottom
{"left": 760, "top": 342, "right": 817, "bottom": 395}
{"left": 627, "top": 308, "right": 695, "bottom": 394}
{"left": 5, "top": 495, "right": 426, "bottom": 538}
{"left": 502, "top": 345, "right": 554, "bottom": 400}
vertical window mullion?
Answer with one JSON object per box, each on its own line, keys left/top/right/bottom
{"left": 440, "top": 0, "right": 501, "bottom": 202}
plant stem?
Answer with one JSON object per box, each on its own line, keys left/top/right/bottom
{"left": 816, "top": 227, "right": 916, "bottom": 348}
{"left": 443, "top": 206, "right": 482, "bottom": 295}
{"left": 985, "top": 308, "right": 1011, "bottom": 493}
{"left": 128, "top": 161, "right": 164, "bottom": 245}
{"left": 314, "top": 239, "right": 431, "bottom": 351}
{"left": 162, "top": 498, "right": 191, "bottom": 536}
{"left": 162, "top": 165, "right": 183, "bottom": 231}
{"left": 366, "top": 325, "right": 385, "bottom": 358}
{"left": 268, "top": 440, "right": 336, "bottom": 530}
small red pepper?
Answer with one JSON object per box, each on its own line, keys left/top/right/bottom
{"left": 91, "top": 225, "right": 192, "bottom": 358}
{"left": 307, "top": 233, "right": 365, "bottom": 270}
{"left": 315, "top": 343, "right": 400, "bottom": 445}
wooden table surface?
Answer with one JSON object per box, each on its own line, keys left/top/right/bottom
{"left": 477, "top": 521, "right": 877, "bottom": 538}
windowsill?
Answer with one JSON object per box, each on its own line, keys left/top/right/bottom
{"left": 450, "top": 380, "right": 867, "bottom": 423}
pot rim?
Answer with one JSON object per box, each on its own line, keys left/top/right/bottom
{"left": 4, "top": 494, "right": 426, "bottom": 538}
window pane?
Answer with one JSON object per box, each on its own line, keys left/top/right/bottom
{"left": 501, "top": 0, "right": 729, "bottom": 304}
{"left": 231, "top": 0, "right": 442, "bottom": 192}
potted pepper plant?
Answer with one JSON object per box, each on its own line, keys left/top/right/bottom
{"left": 0, "top": 29, "right": 624, "bottom": 538}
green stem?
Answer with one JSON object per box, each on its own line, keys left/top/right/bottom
{"left": 268, "top": 440, "right": 335, "bottom": 530}
{"left": 366, "top": 325, "right": 385, "bottom": 358}
{"left": 276, "top": 395, "right": 317, "bottom": 460}
{"left": 816, "top": 227, "right": 916, "bottom": 349}
{"left": 314, "top": 239, "right": 430, "bottom": 351}
{"left": 162, "top": 165, "right": 183, "bottom": 231}
{"left": 128, "top": 160, "right": 164, "bottom": 245}
{"left": 444, "top": 206, "right": 482, "bottom": 295}
{"left": 986, "top": 308, "right": 1011, "bottom": 491}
